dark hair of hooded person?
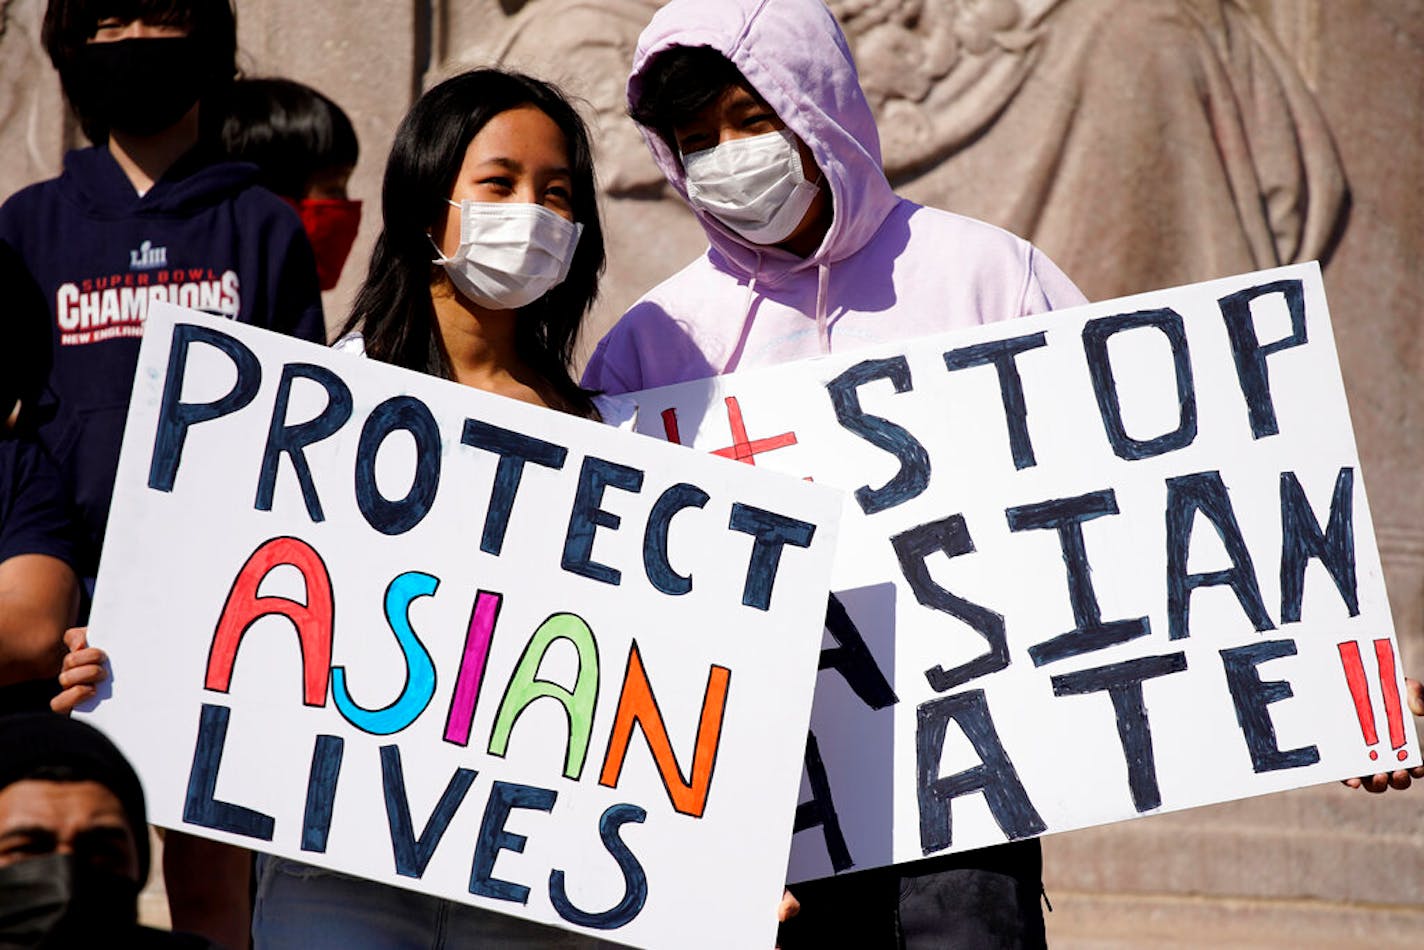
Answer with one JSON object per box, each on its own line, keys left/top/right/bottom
{"left": 220, "top": 78, "right": 359, "bottom": 201}
{"left": 41, "top": 0, "right": 239, "bottom": 145}
{"left": 628, "top": 45, "right": 746, "bottom": 147}
{"left": 343, "top": 69, "right": 605, "bottom": 419}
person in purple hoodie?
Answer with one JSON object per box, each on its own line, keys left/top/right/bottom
{"left": 586, "top": 1, "right": 1424, "bottom": 945}
{"left": 582, "top": 0, "right": 1084, "bottom": 396}
{"left": 0, "top": 0, "right": 327, "bottom": 583}
{"left": 0, "top": 1, "right": 324, "bottom": 945}
{"left": 581, "top": 0, "right": 1086, "bottom": 946}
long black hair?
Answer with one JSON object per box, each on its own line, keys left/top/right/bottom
{"left": 344, "top": 69, "right": 605, "bottom": 419}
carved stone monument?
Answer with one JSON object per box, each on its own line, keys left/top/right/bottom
{"left": 1, "top": 0, "right": 1420, "bottom": 941}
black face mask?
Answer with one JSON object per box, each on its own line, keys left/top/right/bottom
{"left": 69, "top": 36, "right": 211, "bottom": 137}
{"left": 0, "top": 853, "right": 140, "bottom": 948}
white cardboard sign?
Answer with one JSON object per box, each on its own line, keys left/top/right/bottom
{"left": 82, "top": 303, "right": 843, "bottom": 949}
{"left": 621, "top": 264, "right": 1420, "bottom": 882}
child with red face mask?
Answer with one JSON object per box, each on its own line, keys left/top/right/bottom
{"left": 221, "top": 77, "right": 363, "bottom": 292}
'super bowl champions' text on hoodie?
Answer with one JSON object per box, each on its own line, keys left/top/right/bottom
{"left": 0, "top": 145, "right": 327, "bottom": 572}
{"left": 582, "top": 0, "right": 1087, "bottom": 396}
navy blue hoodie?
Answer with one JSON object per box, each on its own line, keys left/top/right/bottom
{"left": 0, "top": 434, "right": 78, "bottom": 714}
{"left": 0, "top": 145, "right": 326, "bottom": 572}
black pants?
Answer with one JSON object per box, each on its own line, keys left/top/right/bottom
{"left": 777, "top": 840, "right": 1046, "bottom": 949}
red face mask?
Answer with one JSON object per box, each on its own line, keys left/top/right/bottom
{"left": 291, "top": 198, "right": 362, "bottom": 291}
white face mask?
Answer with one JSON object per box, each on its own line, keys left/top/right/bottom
{"left": 682, "top": 129, "right": 821, "bottom": 245}
{"left": 432, "top": 200, "right": 583, "bottom": 310}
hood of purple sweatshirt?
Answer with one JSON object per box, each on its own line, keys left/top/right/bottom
{"left": 628, "top": 0, "right": 898, "bottom": 282}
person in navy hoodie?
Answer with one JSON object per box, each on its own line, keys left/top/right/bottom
{"left": 0, "top": 243, "right": 80, "bottom": 717}
{"left": 0, "top": 0, "right": 327, "bottom": 584}
{"left": 0, "top": 431, "right": 78, "bottom": 717}
{"left": 0, "top": 2, "right": 324, "bottom": 945}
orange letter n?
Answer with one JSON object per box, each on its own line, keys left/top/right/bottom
{"left": 599, "top": 640, "right": 731, "bottom": 818}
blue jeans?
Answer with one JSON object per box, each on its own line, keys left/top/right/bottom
{"left": 253, "top": 856, "right": 616, "bottom": 949}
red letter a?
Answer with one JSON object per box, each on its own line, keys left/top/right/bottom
{"left": 205, "top": 536, "right": 334, "bottom": 706}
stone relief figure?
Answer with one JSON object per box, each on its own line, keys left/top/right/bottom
{"left": 0, "top": 0, "right": 70, "bottom": 202}
{"left": 489, "top": 0, "right": 667, "bottom": 198}
{"left": 832, "top": 0, "right": 1050, "bottom": 177}
{"left": 831, "top": 0, "right": 1347, "bottom": 302}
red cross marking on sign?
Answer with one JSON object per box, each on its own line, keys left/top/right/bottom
{"left": 713, "top": 396, "right": 798, "bottom": 464}
{"left": 659, "top": 398, "right": 799, "bottom": 467}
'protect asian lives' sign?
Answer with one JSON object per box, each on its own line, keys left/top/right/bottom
{"left": 622, "top": 263, "right": 1420, "bottom": 882}
{"left": 82, "top": 302, "right": 843, "bottom": 949}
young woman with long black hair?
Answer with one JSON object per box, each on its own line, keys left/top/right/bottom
{"left": 56, "top": 66, "right": 622, "bottom": 947}
{"left": 248, "top": 66, "right": 621, "bottom": 948}
{"left": 334, "top": 68, "right": 612, "bottom": 426}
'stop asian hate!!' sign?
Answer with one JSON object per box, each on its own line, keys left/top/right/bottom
{"left": 621, "top": 263, "right": 1420, "bottom": 883}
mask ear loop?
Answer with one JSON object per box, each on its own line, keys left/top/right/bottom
{"left": 429, "top": 198, "right": 468, "bottom": 264}
{"left": 428, "top": 232, "right": 451, "bottom": 265}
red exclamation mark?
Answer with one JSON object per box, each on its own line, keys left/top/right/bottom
{"left": 1374, "top": 639, "right": 1409, "bottom": 763}
{"left": 1338, "top": 641, "right": 1380, "bottom": 760}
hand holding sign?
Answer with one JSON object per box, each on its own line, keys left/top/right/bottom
{"left": 1343, "top": 677, "right": 1424, "bottom": 792}
{"left": 52, "top": 626, "right": 104, "bottom": 713}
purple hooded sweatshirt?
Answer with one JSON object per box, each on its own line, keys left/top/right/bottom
{"left": 582, "top": 0, "right": 1086, "bottom": 396}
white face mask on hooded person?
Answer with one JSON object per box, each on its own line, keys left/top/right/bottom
{"left": 682, "top": 128, "right": 821, "bottom": 246}
{"left": 432, "top": 200, "right": 583, "bottom": 310}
